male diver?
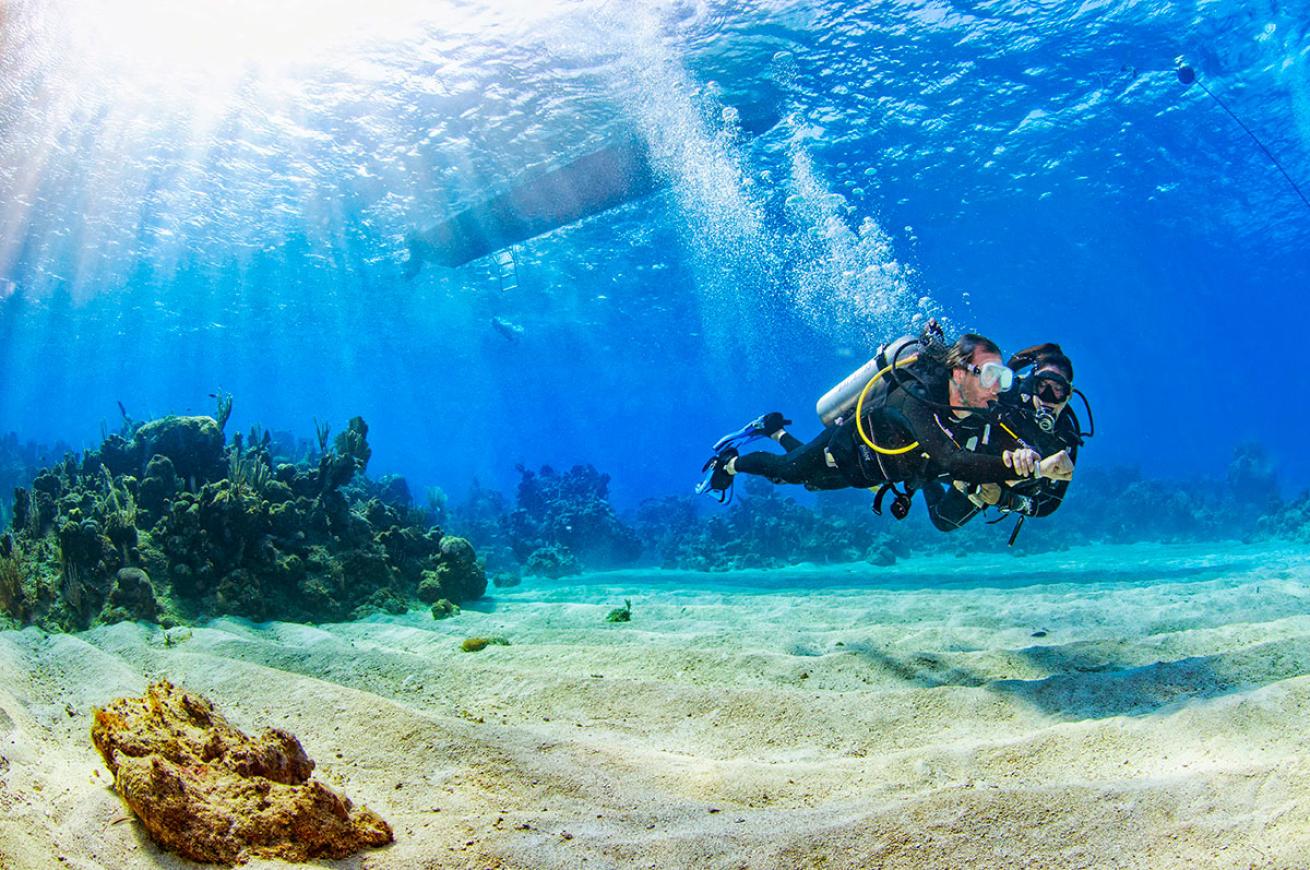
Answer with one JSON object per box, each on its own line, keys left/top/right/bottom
{"left": 697, "top": 326, "right": 1074, "bottom": 511}
{"left": 921, "top": 344, "right": 1083, "bottom": 533}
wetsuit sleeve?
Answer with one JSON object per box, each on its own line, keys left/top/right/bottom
{"left": 993, "top": 479, "right": 1063, "bottom": 516}
{"left": 995, "top": 441, "right": 1076, "bottom": 516}
{"left": 1028, "top": 440, "right": 1077, "bottom": 517}
{"left": 881, "top": 393, "right": 1026, "bottom": 484}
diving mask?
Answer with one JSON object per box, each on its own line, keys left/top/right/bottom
{"left": 1032, "top": 370, "right": 1071, "bottom": 404}
{"left": 964, "top": 361, "right": 1014, "bottom": 391}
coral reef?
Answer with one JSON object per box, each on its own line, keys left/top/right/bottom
{"left": 0, "top": 432, "right": 75, "bottom": 526}
{"left": 635, "top": 481, "right": 905, "bottom": 571}
{"left": 450, "top": 464, "right": 646, "bottom": 578}
{"left": 1228, "top": 442, "right": 1280, "bottom": 511}
{"left": 135, "top": 416, "right": 226, "bottom": 483}
{"left": 102, "top": 567, "right": 160, "bottom": 624}
{"left": 1, "top": 413, "right": 486, "bottom": 631}
{"left": 1256, "top": 490, "right": 1310, "bottom": 544}
{"left": 91, "top": 680, "right": 392, "bottom": 864}
{"left": 449, "top": 479, "right": 517, "bottom": 572}
{"left": 523, "top": 543, "right": 581, "bottom": 579}
{"left": 415, "top": 536, "right": 485, "bottom": 605}
{"left": 491, "top": 570, "right": 522, "bottom": 588}
{"left": 430, "top": 598, "right": 460, "bottom": 619}
{"left": 507, "top": 464, "right": 641, "bottom": 572}
{"left": 0, "top": 432, "right": 73, "bottom": 529}
{"left": 8, "top": 414, "right": 1309, "bottom": 604}
{"left": 632, "top": 495, "right": 701, "bottom": 566}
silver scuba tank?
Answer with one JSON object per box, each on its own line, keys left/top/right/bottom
{"left": 815, "top": 335, "right": 919, "bottom": 426}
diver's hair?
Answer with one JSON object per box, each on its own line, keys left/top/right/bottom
{"left": 1035, "top": 351, "right": 1074, "bottom": 382}
{"left": 942, "top": 334, "right": 1002, "bottom": 369}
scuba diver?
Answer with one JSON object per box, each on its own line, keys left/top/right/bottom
{"left": 920, "top": 343, "right": 1088, "bottom": 538}
{"left": 697, "top": 323, "right": 1075, "bottom": 518}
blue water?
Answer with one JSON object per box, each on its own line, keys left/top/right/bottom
{"left": 1, "top": 0, "right": 1308, "bottom": 508}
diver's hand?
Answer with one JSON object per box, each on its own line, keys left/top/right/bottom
{"left": 1038, "top": 450, "right": 1075, "bottom": 481}
{"left": 954, "top": 480, "right": 1000, "bottom": 505}
{"left": 1003, "top": 448, "right": 1040, "bottom": 477}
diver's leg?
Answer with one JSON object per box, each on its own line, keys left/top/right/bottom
{"left": 698, "top": 412, "right": 813, "bottom": 498}
{"left": 733, "top": 429, "right": 836, "bottom": 486}
{"left": 775, "top": 429, "right": 802, "bottom": 451}
{"left": 757, "top": 411, "right": 801, "bottom": 450}
{"left": 804, "top": 471, "right": 854, "bottom": 491}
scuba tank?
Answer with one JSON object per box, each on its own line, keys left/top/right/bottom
{"left": 815, "top": 335, "right": 921, "bottom": 426}
{"left": 813, "top": 322, "right": 949, "bottom": 514}
{"left": 815, "top": 320, "right": 947, "bottom": 426}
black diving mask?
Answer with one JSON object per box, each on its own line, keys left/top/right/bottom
{"left": 1033, "top": 371, "right": 1071, "bottom": 404}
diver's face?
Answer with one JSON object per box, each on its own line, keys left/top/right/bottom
{"left": 958, "top": 349, "right": 1004, "bottom": 407}
{"left": 1031, "top": 365, "right": 1071, "bottom": 414}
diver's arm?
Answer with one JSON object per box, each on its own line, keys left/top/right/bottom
{"left": 991, "top": 479, "right": 1066, "bottom": 517}
{"left": 921, "top": 481, "right": 981, "bottom": 532}
{"left": 1028, "top": 442, "right": 1076, "bottom": 516}
{"left": 1037, "top": 449, "right": 1074, "bottom": 481}
{"left": 1029, "top": 479, "right": 1070, "bottom": 517}
{"left": 997, "top": 443, "right": 1075, "bottom": 517}
{"left": 894, "top": 398, "right": 1038, "bottom": 484}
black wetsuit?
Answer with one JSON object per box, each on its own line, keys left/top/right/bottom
{"left": 921, "top": 394, "right": 1081, "bottom": 532}
{"left": 734, "top": 374, "right": 1027, "bottom": 492}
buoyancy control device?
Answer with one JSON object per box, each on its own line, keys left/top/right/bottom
{"left": 813, "top": 322, "right": 950, "bottom": 517}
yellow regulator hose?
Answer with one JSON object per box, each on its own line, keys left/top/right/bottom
{"left": 855, "top": 355, "right": 921, "bottom": 456}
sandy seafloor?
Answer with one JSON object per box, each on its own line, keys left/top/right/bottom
{"left": 3, "top": 541, "right": 1310, "bottom": 869}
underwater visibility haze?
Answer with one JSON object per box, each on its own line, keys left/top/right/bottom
{"left": 2, "top": 0, "right": 1310, "bottom": 866}
{"left": 1, "top": 0, "right": 1307, "bottom": 501}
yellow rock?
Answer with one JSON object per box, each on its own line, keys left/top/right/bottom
{"left": 91, "top": 680, "right": 392, "bottom": 864}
